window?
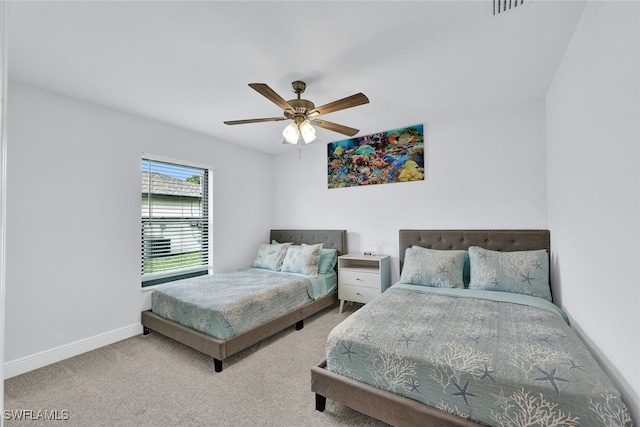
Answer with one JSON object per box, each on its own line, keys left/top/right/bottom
{"left": 141, "top": 155, "right": 211, "bottom": 287}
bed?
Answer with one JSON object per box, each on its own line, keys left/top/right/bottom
{"left": 142, "top": 229, "right": 346, "bottom": 372}
{"left": 311, "top": 229, "right": 633, "bottom": 426}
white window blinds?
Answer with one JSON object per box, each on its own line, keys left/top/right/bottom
{"left": 141, "top": 157, "right": 210, "bottom": 286}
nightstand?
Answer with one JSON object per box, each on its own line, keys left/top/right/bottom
{"left": 338, "top": 254, "right": 391, "bottom": 313}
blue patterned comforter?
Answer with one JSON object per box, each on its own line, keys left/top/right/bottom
{"left": 326, "top": 285, "right": 632, "bottom": 426}
{"left": 151, "top": 268, "right": 314, "bottom": 339}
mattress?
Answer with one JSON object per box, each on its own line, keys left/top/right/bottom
{"left": 326, "top": 285, "right": 632, "bottom": 426}
{"left": 152, "top": 268, "right": 334, "bottom": 340}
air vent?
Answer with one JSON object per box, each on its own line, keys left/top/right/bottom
{"left": 494, "top": 0, "right": 525, "bottom": 15}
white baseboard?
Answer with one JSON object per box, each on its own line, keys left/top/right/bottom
{"left": 4, "top": 323, "right": 142, "bottom": 379}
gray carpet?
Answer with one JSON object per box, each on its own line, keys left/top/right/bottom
{"left": 4, "top": 303, "right": 389, "bottom": 427}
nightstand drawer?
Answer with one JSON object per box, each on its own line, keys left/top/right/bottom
{"left": 338, "top": 284, "right": 380, "bottom": 304}
{"left": 339, "top": 270, "right": 380, "bottom": 288}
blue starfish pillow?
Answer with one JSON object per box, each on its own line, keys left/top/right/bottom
{"left": 468, "top": 246, "right": 551, "bottom": 301}
{"left": 251, "top": 242, "right": 291, "bottom": 271}
{"left": 400, "top": 246, "right": 467, "bottom": 288}
{"left": 280, "top": 243, "right": 323, "bottom": 277}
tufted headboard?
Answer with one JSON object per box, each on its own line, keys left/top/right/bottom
{"left": 399, "top": 230, "right": 552, "bottom": 299}
{"left": 270, "top": 229, "right": 347, "bottom": 257}
{"left": 399, "top": 229, "right": 550, "bottom": 276}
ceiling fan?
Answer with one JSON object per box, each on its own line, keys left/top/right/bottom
{"left": 224, "top": 80, "right": 369, "bottom": 144}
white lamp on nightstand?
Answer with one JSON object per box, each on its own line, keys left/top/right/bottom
{"left": 361, "top": 238, "right": 378, "bottom": 256}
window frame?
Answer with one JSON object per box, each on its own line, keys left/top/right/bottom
{"left": 141, "top": 153, "right": 213, "bottom": 287}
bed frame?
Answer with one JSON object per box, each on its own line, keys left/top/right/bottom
{"left": 142, "top": 229, "right": 346, "bottom": 372}
{"left": 311, "top": 229, "right": 550, "bottom": 426}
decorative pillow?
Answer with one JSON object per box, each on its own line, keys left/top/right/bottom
{"left": 273, "top": 240, "right": 336, "bottom": 274}
{"left": 280, "top": 243, "right": 323, "bottom": 277}
{"left": 251, "top": 242, "right": 291, "bottom": 271}
{"left": 317, "top": 248, "right": 338, "bottom": 274}
{"left": 468, "top": 246, "right": 551, "bottom": 301}
{"left": 399, "top": 246, "right": 467, "bottom": 288}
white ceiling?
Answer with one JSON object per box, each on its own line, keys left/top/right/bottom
{"left": 7, "top": 1, "right": 586, "bottom": 154}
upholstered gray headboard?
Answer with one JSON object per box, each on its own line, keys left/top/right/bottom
{"left": 270, "top": 229, "right": 347, "bottom": 256}
{"left": 399, "top": 229, "right": 550, "bottom": 271}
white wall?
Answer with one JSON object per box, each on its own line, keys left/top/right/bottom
{"left": 273, "top": 98, "right": 549, "bottom": 283}
{"left": 4, "top": 81, "right": 274, "bottom": 373}
{"left": 546, "top": 0, "right": 639, "bottom": 420}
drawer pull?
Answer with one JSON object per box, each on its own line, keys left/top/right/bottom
{"left": 356, "top": 278, "right": 363, "bottom": 281}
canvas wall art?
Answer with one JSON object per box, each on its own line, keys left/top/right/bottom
{"left": 327, "top": 124, "right": 424, "bottom": 188}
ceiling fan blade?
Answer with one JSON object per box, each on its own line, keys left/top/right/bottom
{"left": 248, "top": 83, "right": 294, "bottom": 112}
{"left": 224, "top": 117, "right": 286, "bottom": 125}
{"left": 308, "top": 93, "right": 369, "bottom": 117}
{"left": 312, "top": 119, "right": 359, "bottom": 137}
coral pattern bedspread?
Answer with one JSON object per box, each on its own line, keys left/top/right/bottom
{"left": 151, "top": 268, "right": 314, "bottom": 339}
{"left": 326, "top": 285, "right": 632, "bottom": 426}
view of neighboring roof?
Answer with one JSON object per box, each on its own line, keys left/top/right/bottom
{"left": 141, "top": 172, "right": 202, "bottom": 198}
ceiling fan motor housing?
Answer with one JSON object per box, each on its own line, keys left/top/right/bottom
{"left": 285, "top": 98, "right": 315, "bottom": 122}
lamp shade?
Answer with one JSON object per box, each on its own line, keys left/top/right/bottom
{"left": 299, "top": 120, "right": 316, "bottom": 144}
{"left": 282, "top": 122, "right": 300, "bottom": 144}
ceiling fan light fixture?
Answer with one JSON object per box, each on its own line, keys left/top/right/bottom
{"left": 299, "top": 120, "right": 316, "bottom": 144}
{"left": 282, "top": 122, "right": 300, "bottom": 144}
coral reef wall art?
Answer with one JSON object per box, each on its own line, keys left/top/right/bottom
{"left": 327, "top": 124, "right": 424, "bottom": 188}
